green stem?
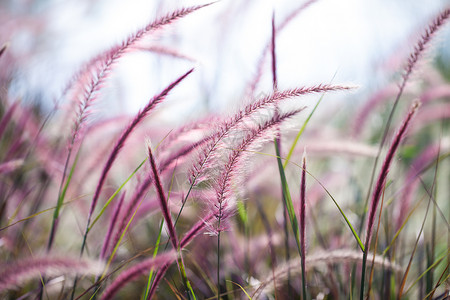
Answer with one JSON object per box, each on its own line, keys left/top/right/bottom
{"left": 143, "top": 218, "right": 164, "bottom": 299}
{"left": 178, "top": 250, "right": 196, "bottom": 300}
{"left": 275, "top": 140, "right": 306, "bottom": 300}
{"left": 360, "top": 249, "right": 368, "bottom": 300}
{"left": 217, "top": 228, "right": 221, "bottom": 300}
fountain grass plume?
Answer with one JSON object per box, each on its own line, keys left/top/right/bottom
{"left": 254, "top": 249, "right": 401, "bottom": 298}
{"left": 271, "top": 12, "right": 278, "bottom": 91}
{"left": 148, "top": 146, "right": 178, "bottom": 249}
{"left": 190, "top": 84, "right": 352, "bottom": 186}
{"left": 1, "top": 2, "right": 447, "bottom": 299}
{"left": 365, "top": 101, "right": 420, "bottom": 253}
{"left": 66, "top": 3, "right": 212, "bottom": 115}
{"left": 360, "top": 101, "right": 420, "bottom": 300}
{"left": 65, "top": 69, "right": 195, "bottom": 299}
{"left": 213, "top": 109, "right": 304, "bottom": 234}
{"left": 212, "top": 108, "right": 303, "bottom": 299}
{"left": 82, "top": 68, "right": 193, "bottom": 255}
{"left": 181, "top": 213, "right": 215, "bottom": 248}
{"left": 0, "top": 257, "right": 103, "bottom": 291}
{"left": 357, "top": 12, "right": 450, "bottom": 296}
{"left": 160, "top": 134, "right": 214, "bottom": 173}
{"left": 247, "top": 0, "right": 320, "bottom": 96}
{"left": 377, "top": 7, "right": 450, "bottom": 151}
{"left": 0, "top": 159, "right": 24, "bottom": 175}
{"left": 100, "top": 251, "right": 177, "bottom": 300}
{"left": 63, "top": 4, "right": 212, "bottom": 172}
{"left": 401, "top": 8, "right": 450, "bottom": 88}
{"left": 158, "top": 115, "right": 220, "bottom": 150}
{"left": 54, "top": 5, "right": 211, "bottom": 252}
{"left": 135, "top": 45, "right": 197, "bottom": 62}
{"left": 300, "top": 150, "right": 307, "bottom": 298}
{"left": 147, "top": 212, "right": 215, "bottom": 299}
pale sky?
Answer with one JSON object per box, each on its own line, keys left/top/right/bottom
{"left": 3, "top": 0, "right": 449, "bottom": 122}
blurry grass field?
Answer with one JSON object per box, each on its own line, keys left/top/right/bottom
{"left": 0, "top": 2, "right": 449, "bottom": 299}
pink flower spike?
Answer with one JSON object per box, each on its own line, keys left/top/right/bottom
{"left": 0, "top": 257, "right": 103, "bottom": 291}
{"left": 299, "top": 149, "right": 307, "bottom": 297}
{"left": 85, "top": 68, "right": 193, "bottom": 240}
{"left": 148, "top": 146, "right": 179, "bottom": 249}
{"left": 401, "top": 9, "right": 450, "bottom": 89}
{"left": 101, "top": 251, "right": 177, "bottom": 300}
{"left": 190, "top": 84, "right": 353, "bottom": 185}
{"left": 213, "top": 109, "right": 304, "bottom": 232}
{"left": 271, "top": 11, "right": 278, "bottom": 91}
{"left": 246, "top": 0, "right": 319, "bottom": 96}
{"left": 365, "top": 101, "right": 421, "bottom": 250}
{"left": 300, "top": 149, "right": 307, "bottom": 267}
{"left": 66, "top": 3, "right": 213, "bottom": 114}
{"left": 147, "top": 214, "right": 215, "bottom": 299}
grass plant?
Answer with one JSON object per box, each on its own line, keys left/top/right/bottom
{"left": 0, "top": 2, "right": 449, "bottom": 299}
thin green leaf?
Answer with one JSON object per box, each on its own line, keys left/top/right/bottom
{"left": 88, "top": 157, "right": 148, "bottom": 231}
{"left": 1, "top": 196, "right": 82, "bottom": 232}
{"left": 398, "top": 197, "right": 432, "bottom": 298}
{"left": 274, "top": 140, "right": 302, "bottom": 255}
{"left": 283, "top": 93, "right": 325, "bottom": 168}
{"left": 1, "top": 206, "right": 55, "bottom": 231}
{"left": 88, "top": 288, "right": 100, "bottom": 300}
{"left": 101, "top": 200, "right": 143, "bottom": 280}
{"left": 143, "top": 218, "right": 164, "bottom": 300}
{"left": 54, "top": 147, "right": 80, "bottom": 221}
{"left": 229, "top": 147, "right": 364, "bottom": 252}
{"left": 305, "top": 168, "right": 365, "bottom": 252}
{"left": 275, "top": 140, "right": 307, "bottom": 300}
{"left": 226, "top": 280, "right": 252, "bottom": 299}
{"left": 382, "top": 196, "right": 425, "bottom": 256}
{"left": 179, "top": 255, "right": 197, "bottom": 300}
{"left": 236, "top": 200, "right": 248, "bottom": 226}
{"left": 404, "top": 249, "right": 449, "bottom": 296}
{"left": 422, "top": 265, "right": 450, "bottom": 300}
{"left": 245, "top": 147, "right": 365, "bottom": 252}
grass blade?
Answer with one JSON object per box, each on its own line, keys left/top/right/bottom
{"left": 227, "top": 280, "right": 252, "bottom": 299}
{"left": 143, "top": 218, "right": 164, "bottom": 300}
{"left": 101, "top": 200, "right": 143, "bottom": 280}
{"left": 305, "top": 169, "right": 365, "bottom": 252}
{"left": 283, "top": 93, "right": 325, "bottom": 168}
{"left": 274, "top": 139, "right": 306, "bottom": 299}
{"left": 382, "top": 195, "right": 425, "bottom": 256}
{"left": 47, "top": 145, "right": 81, "bottom": 250}
{"left": 144, "top": 161, "right": 177, "bottom": 299}
{"left": 0, "top": 197, "right": 81, "bottom": 232}
{"left": 403, "top": 249, "right": 449, "bottom": 296}
{"left": 88, "top": 157, "right": 147, "bottom": 231}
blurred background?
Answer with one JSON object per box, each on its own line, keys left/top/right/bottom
{"left": 1, "top": 0, "right": 449, "bottom": 123}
